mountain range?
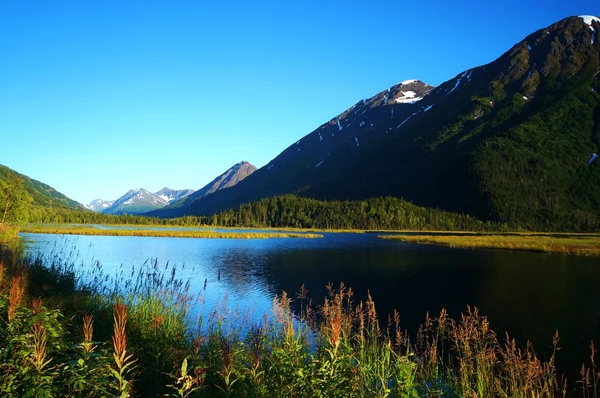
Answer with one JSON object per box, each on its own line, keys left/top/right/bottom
{"left": 89, "top": 161, "right": 256, "bottom": 215}
{"left": 152, "top": 15, "right": 600, "bottom": 229}
{"left": 153, "top": 161, "right": 257, "bottom": 216}
{"left": 3, "top": 16, "right": 599, "bottom": 230}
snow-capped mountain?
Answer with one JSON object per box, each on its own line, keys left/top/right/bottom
{"left": 84, "top": 199, "right": 115, "bottom": 212}
{"left": 154, "top": 188, "right": 194, "bottom": 204}
{"left": 102, "top": 188, "right": 168, "bottom": 215}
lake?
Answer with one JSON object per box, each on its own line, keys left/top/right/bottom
{"left": 21, "top": 231, "right": 600, "bottom": 380}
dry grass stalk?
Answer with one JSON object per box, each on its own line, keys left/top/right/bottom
{"left": 8, "top": 275, "right": 25, "bottom": 322}
{"left": 82, "top": 314, "right": 94, "bottom": 354}
{"left": 31, "top": 297, "right": 42, "bottom": 313}
{"left": 273, "top": 291, "right": 295, "bottom": 339}
{"left": 112, "top": 303, "right": 136, "bottom": 396}
{"left": 113, "top": 303, "right": 128, "bottom": 358}
{"left": 152, "top": 315, "right": 164, "bottom": 331}
{"left": 31, "top": 321, "right": 51, "bottom": 371}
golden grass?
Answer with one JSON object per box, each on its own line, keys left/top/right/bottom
{"left": 19, "top": 224, "right": 323, "bottom": 239}
{"left": 379, "top": 233, "right": 600, "bottom": 255}
{"left": 86, "top": 223, "right": 366, "bottom": 234}
{"left": 0, "top": 224, "right": 19, "bottom": 243}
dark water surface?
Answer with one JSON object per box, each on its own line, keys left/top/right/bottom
{"left": 21, "top": 231, "right": 600, "bottom": 380}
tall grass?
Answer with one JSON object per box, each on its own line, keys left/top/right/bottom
{"left": 0, "top": 243, "right": 598, "bottom": 396}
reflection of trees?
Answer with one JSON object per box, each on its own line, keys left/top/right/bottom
{"left": 258, "top": 246, "right": 485, "bottom": 336}
{"left": 196, "top": 239, "right": 600, "bottom": 381}
{"left": 475, "top": 250, "right": 600, "bottom": 381}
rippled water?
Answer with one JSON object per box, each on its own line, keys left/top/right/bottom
{"left": 21, "top": 231, "right": 600, "bottom": 379}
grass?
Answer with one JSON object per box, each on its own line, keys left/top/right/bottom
{"left": 0, "top": 224, "right": 19, "bottom": 244}
{"left": 0, "top": 242, "right": 599, "bottom": 397}
{"left": 38, "top": 222, "right": 367, "bottom": 234}
{"left": 19, "top": 224, "right": 323, "bottom": 239}
{"left": 379, "top": 232, "right": 600, "bottom": 255}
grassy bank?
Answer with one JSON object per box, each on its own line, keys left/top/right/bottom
{"left": 0, "top": 244, "right": 599, "bottom": 396}
{"left": 19, "top": 224, "right": 323, "bottom": 239}
{"left": 379, "top": 232, "right": 600, "bottom": 255}
{"left": 0, "top": 224, "right": 19, "bottom": 244}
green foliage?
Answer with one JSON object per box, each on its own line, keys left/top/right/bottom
{"left": 0, "top": 173, "right": 32, "bottom": 224}
{"left": 211, "top": 195, "right": 502, "bottom": 231}
{"left": 25, "top": 194, "right": 506, "bottom": 232}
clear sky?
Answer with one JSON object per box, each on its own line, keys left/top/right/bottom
{"left": 1, "top": 0, "right": 598, "bottom": 204}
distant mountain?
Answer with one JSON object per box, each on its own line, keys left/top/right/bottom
{"left": 85, "top": 199, "right": 115, "bottom": 212}
{"left": 86, "top": 187, "right": 193, "bottom": 214}
{"left": 154, "top": 187, "right": 194, "bottom": 204}
{"left": 103, "top": 188, "right": 168, "bottom": 215}
{"left": 152, "top": 161, "right": 257, "bottom": 216}
{"left": 0, "top": 163, "right": 85, "bottom": 210}
{"left": 156, "top": 16, "right": 600, "bottom": 230}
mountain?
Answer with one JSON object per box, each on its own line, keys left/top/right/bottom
{"left": 154, "top": 161, "right": 257, "bottom": 215}
{"left": 154, "top": 187, "right": 194, "bottom": 204}
{"left": 156, "top": 16, "right": 600, "bottom": 230}
{"left": 0, "top": 163, "right": 85, "bottom": 210}
{"left": 103, "top": 188, "right": 168, "bottom": 215}
{"left": 86, "top": 188, "right": 192, "bottom": 213}
{"left": 85, "top": 199, "right": 115, "bottom": 212}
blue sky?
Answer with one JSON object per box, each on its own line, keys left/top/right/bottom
{"left": 1, "top": 0, "right": 598, "bottom": 204}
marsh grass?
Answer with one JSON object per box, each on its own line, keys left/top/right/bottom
{"left": 380, "top": 233, "right": 600, "bottom": 255}
{"left": 20, "top": 224, "right": 323, "bottom": 239}
{"left": 0, "top": 244, "right": 598, "bottom": 396}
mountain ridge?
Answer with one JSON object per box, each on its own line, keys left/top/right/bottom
{"left": 154, "top": 161, "right": 257, "bottom": 215}
{"left": 154, "top": 16, "right": 600, "bottom": 230}
{"left": 0, "top": 163, "right": 85, "bottom": 211}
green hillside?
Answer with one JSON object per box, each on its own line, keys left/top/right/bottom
{"left": 338, "top": 16, "right": 600, "bottom": 231}
{"left": 0, "top": 164, "right": 85, "bottom": 210}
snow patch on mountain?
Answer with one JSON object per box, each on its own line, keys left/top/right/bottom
{"left": 580, "top": 15, "right": 600, "bottom": 30}
{"left": 447, "top": 71, "right": 469, "bottom": 95}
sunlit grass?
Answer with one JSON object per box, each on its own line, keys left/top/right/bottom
{"left": 379, "top": 233, "right": 600, "bottom": 255}
{"left": 0, "top": 224, "right": 19, "bottom": 243}
{"left": 20, "top": 224, "right": 323, "bottom": 239}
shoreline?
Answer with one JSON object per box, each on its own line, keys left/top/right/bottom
{"left": 379, "top": 233, "right": 600, "bottom": 255}
{"left": 19, "top": 224, "right": 323, "bottom": 239}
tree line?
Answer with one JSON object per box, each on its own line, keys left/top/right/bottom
{"left": 3, "top": 169, "right": 597, "bottom": 232}
{"left": 26, "top": 195, "right": 507, "bottom": 232}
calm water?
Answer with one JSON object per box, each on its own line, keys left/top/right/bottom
{"left": 21, "top": 231, "right": 600, "bottom": 379}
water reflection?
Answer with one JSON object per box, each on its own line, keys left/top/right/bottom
{"left": 21, "top": 231, "right": 600, "bottom": 379}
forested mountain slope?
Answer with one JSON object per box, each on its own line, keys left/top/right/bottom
{"left": 0, "top": 163, "right": 85, "bottom": 210}
{"left": 158, "top": 16, "right": 600, "bottom": 231}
